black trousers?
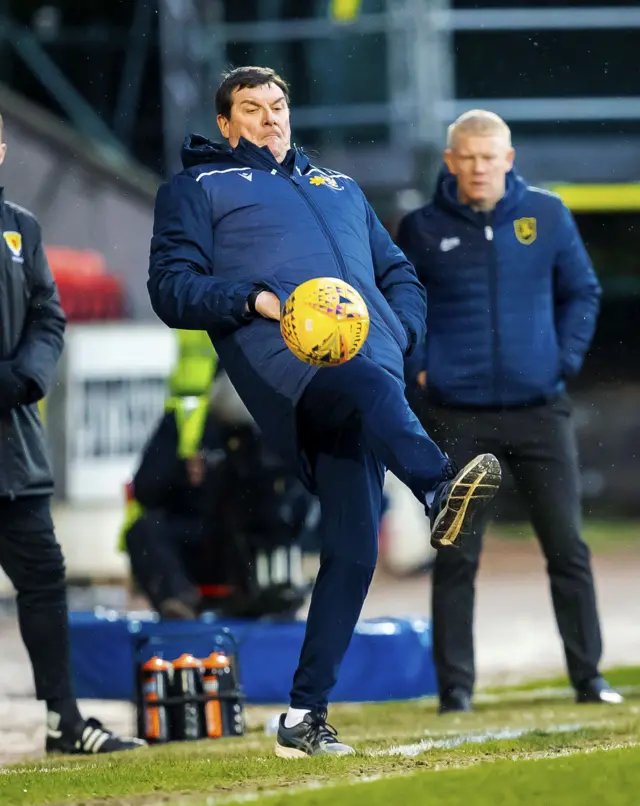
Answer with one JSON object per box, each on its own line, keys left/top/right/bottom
{"left": 415, "top": 394, "right": 603, "bottom": 695}
{"left": 0, "top": 495, "right": 73, "bottom": 701}
{"left": 125, "top": 512, "right": 204, "bottom": 610}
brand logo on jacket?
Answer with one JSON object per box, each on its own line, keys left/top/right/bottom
{"left": 309, "top": 175, "right": 343, "bottom": 191}
{"left": 514, "top": 217, "right": 537, "bottom": 245}
{"left": 239, "top": 172, "right": 253, "bottom": 182}
{"left": 440, "top": 237, "right": 460, "bottom": 252}
{"left": 3, "top": 231, "right": 23, "bottom": 262}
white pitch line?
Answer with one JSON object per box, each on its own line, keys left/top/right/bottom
{"left": 366, "top": 722, "right": 594, "bottom": 757}
{"left": 0, "top": 761, "right": 111, "bottom": 776}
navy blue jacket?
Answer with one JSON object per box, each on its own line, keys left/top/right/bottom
{"left": 396, "top": 169, "right": 601, "bottom": 407}
{"left": 148, "top": 136, "right": 425, "bottom": 472}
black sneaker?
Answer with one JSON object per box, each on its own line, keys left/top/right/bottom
{"left": 430, "top": 454, "right": 502, "bottom": 549}
{"left": 46, "top": 717, "right": 147, "bottom": 755}
{"left": 439, "top": 687, "right": 473, "bottom": 714}
{"left": 275, "top": 710, "right": 355, "bottom": 758}
{"left": 576, "top": 676, "right": 624, "bottom": 705}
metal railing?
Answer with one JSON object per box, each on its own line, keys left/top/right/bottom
{"left": 204, "top": 3, "right": 640, "bottom": 133}
{"left": 214, "top": 5, "right": 640, "bottom": 40}
{"left": 2, "top": 3, "right": 637, "bottom": 173}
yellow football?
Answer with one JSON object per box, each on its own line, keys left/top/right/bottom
{"left": 280, "top": 277, "right": 370, "bottom": 366}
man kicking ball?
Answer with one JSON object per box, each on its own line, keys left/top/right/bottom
{"left": 148, "top": 65, "right": 501, "bottom": 757}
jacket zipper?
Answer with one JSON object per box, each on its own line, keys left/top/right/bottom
{"left": 484, "top": 214, "right": 501, "bottom": 405}
{"left": 238, "top": 150, "right": 372, "bottom": 355}
{"left": 290, "top": 182, "right": 350, "bottom": 284}
{"left": 243, "top": 149, "right": 351, "bottom": 284}
{"left": 289, "top": 179, "right": 376, "bottom": 356}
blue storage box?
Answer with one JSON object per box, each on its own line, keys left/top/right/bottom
{"left": 69, "top": 610, "right": 437, "bottom": 704}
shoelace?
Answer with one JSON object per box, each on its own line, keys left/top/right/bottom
{"left": 307, "top": 710, "right": 340, "bottom": 745}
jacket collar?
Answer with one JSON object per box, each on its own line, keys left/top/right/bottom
{"left": 433, "top": 165, "right": 528, "bottom": 225}
{"left": 180, "top": 133, "right": 310, "bottom": 175}
{"left": 231, "top": 137, "right": 310, "bottom": 175}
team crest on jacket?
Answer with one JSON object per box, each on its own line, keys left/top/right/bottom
{"left": 309, "top": 174, "right": 343, "bottom": 191}
{"left": 514, "top": 217, "right": 536, "bottom": 245}
{"left": 3, "top": 231, "right": 23, "bottom": 261}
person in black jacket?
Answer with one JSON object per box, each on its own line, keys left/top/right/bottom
{"left": 125, "top": 399, "right": 217, "bottom": 619}
{"left": 0, "top": 115, "right": 144, "bottom": 754}
{"left": 397, "top": 109, "right": 621, "bottom": 713}
{"left": 126, "top": 370, "right": 313, "bottom": 620}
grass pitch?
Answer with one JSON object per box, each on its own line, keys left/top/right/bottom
{"left": 2, "top": 667, "right": 640, "bottom": 806}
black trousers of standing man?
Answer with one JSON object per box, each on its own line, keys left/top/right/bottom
{"left": 0, "top": 495, "right": 74, "bottom": 702}
{"left": 415, "top": 393, "right": 603, "bottom": 697}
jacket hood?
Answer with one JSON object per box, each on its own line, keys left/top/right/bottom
{"left": 181, "top": 134, "right": 233, "bottom": 169}
{"left": 181, "top": 134, "right": 311, "bottom": 174}
{"left": 433, "top": 164, "right": 528, "bottom": 222}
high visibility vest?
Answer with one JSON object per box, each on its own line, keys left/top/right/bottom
{"left": 117, "top": 395, "right": 211, "bottom": 552}
{"left": 118, "top": 480, "right": 145, "bottom": 552}
{"left": 168, "top": 330, "right": 218, "bottom": 397}
{"left": 119, "top": 326, "right": 216, "bottom": 553}
{"left": 164, "top": 394, "right": 210, "bottom": 459}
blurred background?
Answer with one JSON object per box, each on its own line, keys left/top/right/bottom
{"left": 0, "top": 0, "right": 638, "bottom": 591}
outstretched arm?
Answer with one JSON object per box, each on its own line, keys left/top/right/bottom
{"left": 148, "top": 174, "right": 256, "bottom": 334}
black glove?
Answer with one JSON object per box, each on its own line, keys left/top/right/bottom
{"left": 0, "top": 362, "right": 28, "bottom": 415}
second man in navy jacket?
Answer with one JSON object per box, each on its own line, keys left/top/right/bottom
{"left": 397, "top": 109, "right": 620, "bottom": 712}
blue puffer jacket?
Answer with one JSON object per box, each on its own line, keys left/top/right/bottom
{"left": 148, "top": 136, "right": 425, "bottom": 472}
{"left": 397, "top": 169, "right": 601, "bottom": 407}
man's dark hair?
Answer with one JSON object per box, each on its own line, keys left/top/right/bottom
{"left": 215, "top": 66, "right": 290, "bottom": 120}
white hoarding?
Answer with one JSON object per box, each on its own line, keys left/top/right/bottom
{"left": 60, "top": 324, "right": 177, "bottom": 504}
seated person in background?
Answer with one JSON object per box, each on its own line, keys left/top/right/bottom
{"left": 124, "top": 391, "right": 213, "bottom": 619}
{"left": 125, "top": 370, "right": 314, "bottom": 620}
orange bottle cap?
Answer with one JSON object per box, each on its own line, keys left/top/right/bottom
{"left": 141, "top": 656, "right": 173, "bottom": 672}
{"left": 203, "top": 652, "right": 230, "bottom": 669}
{"left": 172, "top": 653, "right": 203, "bottom": 669}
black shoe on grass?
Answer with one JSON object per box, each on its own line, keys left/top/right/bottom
{"left": 275, "top": 710, "right": 354, "bottom": 758}
{"left": 46, "top": 717, "right": 147, "bottom": 755}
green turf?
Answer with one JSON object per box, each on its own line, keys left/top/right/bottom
{"left": 2, "top": 688, "right": 640, "bottom": 806}
{"left": 250, "top": 745, "right": 640, "bottom": 806}
{"left": 490, "top": 519, "right": 638, "bottom": 548}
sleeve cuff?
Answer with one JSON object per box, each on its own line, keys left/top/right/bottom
{"left": 231, "top": 282, "right": 263, "bottom": 324}
{"left": 9, "top": 366, "right": 37, "bottom": 404}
